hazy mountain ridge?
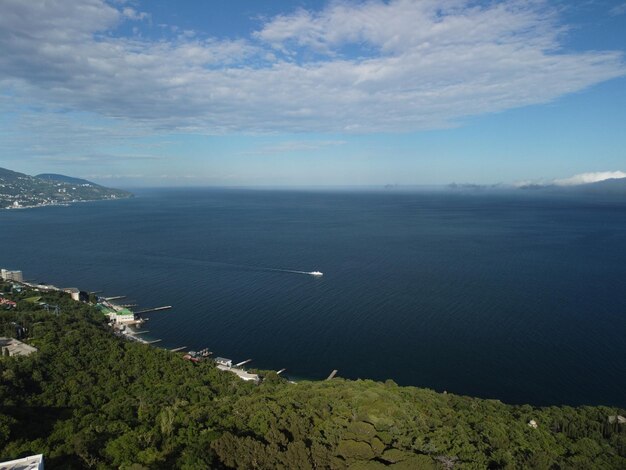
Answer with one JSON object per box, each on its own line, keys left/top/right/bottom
{"left": 0, "top": 166, "right": 132, "bottom": 209}
{"left": 447, "top": 176, "right": 626, "bottom": 195}
{"left": 36, "top": 173, "right": 94, "bottom": 185}
{"left": 519, "top": 177, "right": 626, "bottom": 194}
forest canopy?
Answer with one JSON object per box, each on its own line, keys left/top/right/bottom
{"left": 0, "top": 281, "right": 624, "bottom": 469}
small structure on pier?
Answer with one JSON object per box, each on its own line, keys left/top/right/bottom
{"left": 183, "top": 348, "right": 212, "bottom": 363}
{"left": 214, "top": 357, "right": 260, "bottom": 383}
{"left": 214, "top": 357, "right": 233, "bottom": 368}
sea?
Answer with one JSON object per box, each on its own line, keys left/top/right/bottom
{"left": 1, "top": 187, "right": 625, "bottom": 407}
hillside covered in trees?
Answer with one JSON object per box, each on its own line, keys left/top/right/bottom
{"left": 0, "top": 167, "right": 131, "bottom": 209}
{"left": 0, "top": 282, "right": 624, "bottom": 469}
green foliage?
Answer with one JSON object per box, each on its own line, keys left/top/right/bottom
{"left": 0, "top": 282, "right": 624, "bottom": 468}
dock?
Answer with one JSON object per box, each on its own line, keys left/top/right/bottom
{"left": 235, "top": 359, "right": 252, "bottom": 367}
{"left": 134, "top": 305, "right": 172, "bottom": 315}
{"left": 104, "top": 296, "right": 126, "bottom": 301}
{"left": 277, "top": 368, "right": 286, "bottom": 375}
{"left": 128, "top": 330, "right": 149, "bottom": 335}
{"left": 326, "top": 370, "right": 338, "bottom": 380}
{"left": 170, "top": 346, "right": 187, "bottom": 352}
{"left": 146, "top": 339, "right": 162, "bottom": 344}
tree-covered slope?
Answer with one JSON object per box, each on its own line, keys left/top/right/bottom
{"left": 0, "top": 167, "right": 131, "bottom": 209}
{"left": 0, "top": 283, "right": 624, "bottom": 469}
{"left": 36, "top": 174, "right": 95, "bottom": 186}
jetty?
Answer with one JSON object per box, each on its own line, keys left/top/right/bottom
{"left": 326, "top": 369, "right": 338, "bottom": 380}
{"left": 235, "top": 359, "right": 253, "bottom": 367}
{"left": 134, "top": 305, "right": 172, "bottom": 315}
{"left": 104, "top": 295, "right": 126, "bottom": 301}
{"left": 170, "top": 346, "right": 187, "bottom": 352}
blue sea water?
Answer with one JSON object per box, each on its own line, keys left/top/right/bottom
{"left": 1, "top": 188, "right": 625, "bottom": 407}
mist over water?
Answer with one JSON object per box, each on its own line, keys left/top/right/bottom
{"left": 1, "top": 188, "right": 625, "bottom": 407}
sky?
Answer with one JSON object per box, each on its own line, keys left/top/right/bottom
{"left": 0, "top": 0, "right": 625, "bottom": 187}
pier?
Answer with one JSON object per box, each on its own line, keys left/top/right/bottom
{"left": 326, "top": 370, "right": 338, "bottom": 380}
{"left": 235, "top": 359, "right": 252, "bottom": 367}
{"left": 104, "top": 296, "right": 126, "bottom": 301}
{"left": 170, "top": 346, "right": 187, "bottom": 352}
{"left": 134, "top": 305, "right": 172, "bottom": 315}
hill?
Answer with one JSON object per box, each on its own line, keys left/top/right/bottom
{"left": 572, "top": 177, "right": 626, "bottom": 195}
{"left": 36, "top": 173, "right": 95, "bottom": 186}
{"left": 0, "top": 167, "right": 132, "bottom": 209}
{"left": 517, "top": 177, "right": 626, "bottom": 195}
{"left": 0, "top": 281, "right": 624, "bottom": 468}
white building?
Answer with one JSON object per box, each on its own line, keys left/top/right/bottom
{"left": 1, "top": 269, "right": 23, "bottom": 282}
{"left": 214, "top": 357, "right": 233, "bottom": 368}
{"left": 0, "top": 338, "right": 38, "bottom": 357}
{"left": 63, "top": 288, "right": 81, "bottom": 301}
{"left": 214, "top": 357, "right": 260, "bottom": 383}
{"left": 0, "top": 454, "right": 44, "bottom": 470}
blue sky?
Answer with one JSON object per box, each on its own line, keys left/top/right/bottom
{"left": 1, "top": 0, "right": 625, "bottom": 187}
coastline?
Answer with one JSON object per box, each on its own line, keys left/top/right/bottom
{"left": 1, "top": 195, "right": 133, "bottom": 211}
{"left": 3, "top": 268, "right": 263, "bottom": 383}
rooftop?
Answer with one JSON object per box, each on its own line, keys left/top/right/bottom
{"left": 0, "top": 453, "right": 44, "bottom": 470}
{"left": 0, "top": 338, "right": 38, "bottom": 357}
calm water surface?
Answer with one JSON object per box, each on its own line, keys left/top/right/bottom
{"left": 1, "top": 188, "right": 625, "bottom": 407}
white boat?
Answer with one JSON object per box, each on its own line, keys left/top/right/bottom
{"left": 309, "top": 271, "right": 323, "bottom": 276}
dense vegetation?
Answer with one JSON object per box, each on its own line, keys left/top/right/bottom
{"left": 0, "top": 167, "right": 131, "bottom": 209}
{"left": 0, "top": 282, "right": 624, "bottom": 469}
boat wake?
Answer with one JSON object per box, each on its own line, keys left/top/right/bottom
{"left": 263, "top": 268, "right": 323, "bottom": 277}
{"left": 138, "top": 252, "right": 322, "bottom": 277}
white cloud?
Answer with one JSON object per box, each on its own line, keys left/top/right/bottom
{"left": 553, "top": 171, "right": 626, "bottom": 186}
{"left": 122, "top": 7, "right": 149, "bottom": 22}
{"left": 0, "top": 0, "right": 624, "bottom": 135}
{"left": 610, "top": 3, "right": 626, "bottom": 16}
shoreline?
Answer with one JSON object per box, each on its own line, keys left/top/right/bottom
{"left": 4, "top": 269, "right": 264, "bottom": 383}
{"left": 1, "top": 196, "right": 133, "bottom": 211}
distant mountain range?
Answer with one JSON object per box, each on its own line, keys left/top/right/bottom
{"left": 0, "top": 167, "right": 132, "bottom": 209}
{"left": 518, "top": 177, "right": 626, "bottom": 195}
{"left": 448, "top": 177, "right": 626, "bottom": 195}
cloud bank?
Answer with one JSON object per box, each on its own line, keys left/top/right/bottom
{"left": 0, "top": 0, "right": 624, "bottom": 134}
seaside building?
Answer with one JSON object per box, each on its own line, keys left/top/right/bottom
{"left": 97, "top": 303, "right": 135, "bottom": 324}
{"left": 113, "top": 308, "right": 135, "bottom": 324}
{"left": 0, "top": 454, "right": 44, "bottom": 469}
{"left": 213, "top": 357, "right": 260, "bottom": 383}
{"left": 214, "top": 357, "right": 233, "bottom": 368}
{"left": 0, "top": 269, "right": 23, "bottom": 282}
{"left": 63, "top": 288, "right": 81, "bottom": 301}
{"left": 0, "top": 337, "right": 38, "bottom": 357}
